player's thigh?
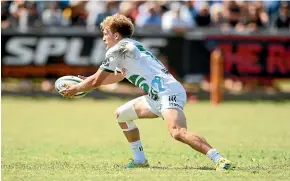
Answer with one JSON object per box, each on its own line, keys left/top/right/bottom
{"left": 162, "top": 108, "right": 187, "bottom": 131}
{"left": 160, "top": 92, "right": 188, "bottom": 130}
{"left": 133, "top": 96, "right": 159, "bottom": 119}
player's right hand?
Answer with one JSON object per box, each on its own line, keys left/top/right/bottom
{"left": 59, "top": 84, "right": 79, "bottom": 98}
{"left": 77, "top": 75, "right": 87, "bottom": 80}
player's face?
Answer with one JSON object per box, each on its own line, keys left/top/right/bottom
{"left": 102, "top": 28, "right": 119, "bottom": 49}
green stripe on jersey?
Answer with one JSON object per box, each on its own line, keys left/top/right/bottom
{"left": 128, "top": 75, "right": 139, "bottom": 85}
{"left": 136, "top": 45, "right": 146, "bottom": 51}
{"left": 136, "top": 77, "right": 146, "bottom": 88}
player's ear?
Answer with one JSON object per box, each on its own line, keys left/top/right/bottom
{"left": 114, "top": 32, "right": 121, "bottom": 40}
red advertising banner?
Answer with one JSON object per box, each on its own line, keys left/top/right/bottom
{"left": 207, "top": 35, "right": 290, "bottom": 78}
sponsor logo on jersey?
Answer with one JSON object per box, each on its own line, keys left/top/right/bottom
{"left": 102, "top": 58, "right": 110, "bottom": 67}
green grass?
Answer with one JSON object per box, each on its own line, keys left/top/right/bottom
{"left": 2, "top": 96, "right": 290, "bottom": 181}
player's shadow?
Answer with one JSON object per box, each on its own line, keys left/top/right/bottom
{"left": 150, "top": 165, "right": 215, "bottom": 171}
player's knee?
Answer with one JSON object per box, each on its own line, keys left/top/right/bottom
{"left": 115, "top": 105, "right": 138, "bottom": 122}
{"left": 115, "top": 105, "right": 138, "bottom": 132}
{"left": 114, "top": 107, "right": 124, "bottom": 122}
{"left": 169, "top": 127, "right": 187, "bottom": 141}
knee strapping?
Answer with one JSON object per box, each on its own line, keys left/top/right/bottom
{"left": 116, "top": 103, "right": 139, "bottom": 131}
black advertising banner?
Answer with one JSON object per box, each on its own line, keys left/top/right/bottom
{"left": 1, "top": 34, "right": 104, "bottom": 77}
{"left": 1, "top": 33, "right": 184, "bottom": 78}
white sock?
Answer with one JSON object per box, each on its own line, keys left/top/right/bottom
{"left": 130, "top": 140, "right": 146, "bottom": 164}
{"left": 206, "top": 148, "right": 223, "bottom": 164}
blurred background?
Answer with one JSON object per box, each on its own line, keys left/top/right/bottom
{"left": 1, "top": 0, "right": 290, "bottom": 101}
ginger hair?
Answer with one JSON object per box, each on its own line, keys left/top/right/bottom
{"left": 100, "top": 14, "right": 134, "bottom": 38}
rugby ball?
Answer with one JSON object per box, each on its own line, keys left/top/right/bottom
{"left": 55, "top": 75, "right": 87, "bottom": 98}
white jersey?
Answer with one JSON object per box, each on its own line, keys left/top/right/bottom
{"left": 100, "top": 38, "right": 185, "bottom": 101}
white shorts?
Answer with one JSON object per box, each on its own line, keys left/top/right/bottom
{"left": 143, "top": 92, "right": 187, "bottom": 117}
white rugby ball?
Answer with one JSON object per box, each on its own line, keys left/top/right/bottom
{"left": 55, "top": 75, "right": 87, "bottom": 98}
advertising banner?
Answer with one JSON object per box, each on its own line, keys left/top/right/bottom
{"left": 2, "top": 31, "right": 290, "bottom": 79}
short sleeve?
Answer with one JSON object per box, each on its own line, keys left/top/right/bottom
{"left": 100, "top": 54, "right": 118, "bottom": 73}
{"left": 99, "top": 40, "right": 140, "bottom": 73}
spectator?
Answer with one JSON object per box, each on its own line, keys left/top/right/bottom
{"left": 239, "top": 2, "right": 269, "bottom": 32}
{"left": 119, "top": 1, "right": 137, "bottom": 24}
{"left": 58, "top": 0, "right": 70, "bottom": 10}
{"left": 253, "top": 1, "right": 269, "bottom": 26}
{"left": 210, "top": 3, "right": 224, "bottom": 26}
{"left": 162, "top": 2, "right": 193, "bottom": 32}
{"left": 70, "top": 1, "right": 87, "bottom": 26}
{"left": 1, "top": 1, "right": 12, "bottom": 29}
{"left": 42, "top": 2, "right": 63, "bottom": 26}
{"left": 263, "top": 0, "right": 281, "bottom": 20}
{"left": 25, "top": 2, "right": 40, "bottom": 27}
{"left": 272, "top": 2, "right": 290, "bottom": 28}
{"left": 1, "top": 0, "right": 288, "bottom": 31}
{"left": 179, "top": 1, "right": 196, "bottom": 26}
{"left": 135, "top": 2, "right": 162, "bottom": 28}
{"left": 8, "top": 0, "right": 27, "bottom": 28}
{"left": 222, "top": 1, "right": 242, "bottom": 30}
{"left": 193, "top": 0, "right": 223, "bottom": 12}
{"left": 130, "top": 1, "right": 145, "bottom": 22}
{"left": 86, "top": 1, "right": 106, "bottom": 30}
{"left": 195, "top": 2, "right": 211, "bottom": 27}
{"left": 96, "top": 1, "right": 119, "bottom": 26}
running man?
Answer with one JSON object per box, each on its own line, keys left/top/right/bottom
{"left": 61, "top": 14, "right": 233, "bottom": 171}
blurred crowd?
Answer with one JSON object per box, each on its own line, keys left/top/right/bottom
{"left": 2, "top": 0, "right": 290, "bottom": 32}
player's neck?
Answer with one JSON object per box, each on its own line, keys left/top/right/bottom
{"left": 115, "top": 37, "right": 129, "bottom": 45}
{"left": 107, "top": 37, "right": 130, "bottom": 50}
{"left": 119, "top": 37, "right": 129, "bottom": 42}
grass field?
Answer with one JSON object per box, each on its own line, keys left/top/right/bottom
{"left": 2, "top": 96, "right": 290, "bottom": 181}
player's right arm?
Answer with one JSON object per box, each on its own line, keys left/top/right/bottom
{"left": 74, "top": 52, "right": 125, "bottom": 90}
{"left": 76, "top": 68, "right": 123, "bottom": 91}
{"left": 78, "top": 71, "right": 124, "bottom": 85}
{"left": 61, "top": 50, "right": 124, "bottom": 97}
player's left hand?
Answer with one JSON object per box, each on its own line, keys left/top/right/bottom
{"left": 60, "top": 84, "right": 79, "bottom": 98}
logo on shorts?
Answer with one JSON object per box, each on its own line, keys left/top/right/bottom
{"left": 168, "top": 95, "right": 183, "bottom": 110}
{"left": 169, "top": 95, "right": 177, "bottom": 102}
